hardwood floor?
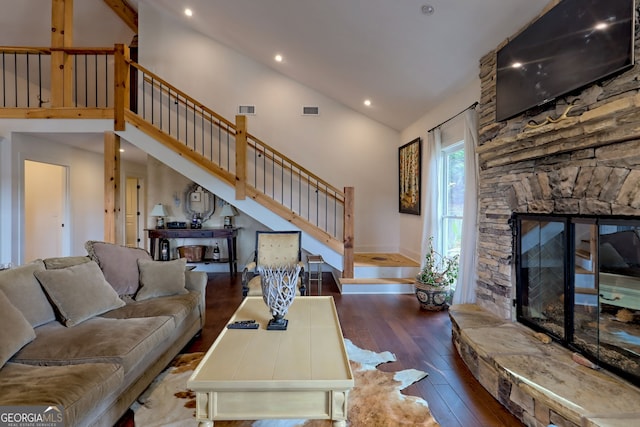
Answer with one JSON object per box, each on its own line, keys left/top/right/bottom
{"left": 183, "top": 273, "right": 524, "bottom": 427}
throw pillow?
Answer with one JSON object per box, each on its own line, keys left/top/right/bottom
{"left": 135, "top": 258, "right": 188, "bottom": 301}
{"left": 85, "top": 241, "right": 152, "bottom": 295}
{"left": 34, "top": 261, "right": 125, "bottom": 327}
{"left": 43, "top": 256, "right": 91, "bottom": 270}
{"left": 0, "top": 259, "right": 56, "bottom": 327}
{"left": 0, "top": 290, "right": 36, "bottom": 368}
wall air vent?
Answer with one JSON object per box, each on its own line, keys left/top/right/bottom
{"left": 238, "top": 105, "right": 256, "bottom": 115}
{"left": 302, "top": 106, "right": 320, "bottom": 116}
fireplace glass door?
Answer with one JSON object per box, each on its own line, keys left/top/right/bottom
{"left": 516, "top": 217, "right": 566, "bottom": 339}
{"left": 515, "top": 214, "right": 640, "bottom": 385}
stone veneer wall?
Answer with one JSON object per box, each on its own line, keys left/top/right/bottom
{"left": 475, "top": 0, "right": 640, "bottom": 319}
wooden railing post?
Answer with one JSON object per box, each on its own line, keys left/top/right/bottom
{"left": 114, "top": 43, "right": 130, "bottom": 131}
{"left": 235, "top": 114, "right": 247, "bottom": 200}
{"left": 343, "top": 186, "right": 354, "bottom": 278}
{"left": 51, "top": 0, "right": 73, "bottom": 107}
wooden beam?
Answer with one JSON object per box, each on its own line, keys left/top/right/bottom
{"left": 63, "top": 0, "right": 73, "bottom": 107}
{"left": 51, "top": 0, "right": 74, "bottom": 107}
{"left": 0, "top": 108, "right": 113, "bottom": 119}
{"left": 235, "top": 115, "right": 247, "bottom": 200}
{"left": 104, "top": 131, "right": 121, "bottom": 243}
{"left": 103, "top": 0, "right": 138, "bottom": 33}
{"left": 50, "top": 0, "right": 66, "bottom": 107}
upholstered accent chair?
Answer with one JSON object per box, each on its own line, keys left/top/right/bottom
{"left": 242, "top": 231, "right": 307, "bottom": 297}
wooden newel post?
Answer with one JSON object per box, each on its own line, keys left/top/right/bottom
{"left": 114, "top": 43, "right": 130, "bottom": 131}
{"left": 343, "top": 186, "right": 355, "bottom": 278}
{"left": 235, "top": 115, "right": 247, "bottom": 200}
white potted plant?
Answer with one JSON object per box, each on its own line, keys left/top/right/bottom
{"left": 414, "top": 237, "right": 459, "bottom": 311}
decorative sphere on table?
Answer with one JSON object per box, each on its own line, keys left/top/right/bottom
{"left": 258, "top": 264, "right": 301, "bottom": 330}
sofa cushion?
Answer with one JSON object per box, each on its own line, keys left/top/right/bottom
{"left": 13, "top": 316, "right": 174, "bottom": 374}
{"left": 85, "top": 240, "right": 152, "bottom": 295}
{"left": 0, "top": 291, "right": 36, "bottom": 368}
{"left": 34, "top": 261, "right": 125, "bottom": 327}
{"left": 0, "top": 259, "right": 56, "bottom": 327}
{"left": 135, "top": 258, "right": 188, "bottom": 301}
{"left": 43, "top": 255, "right": 91, "bottom": 270}
{"left": 0, "top": 361, "right": 123, "bottom": 427}
{"left": 101, "top": 291, "right": 201, "bottom": 326}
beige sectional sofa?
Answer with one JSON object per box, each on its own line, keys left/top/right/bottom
{"left": 0, "top": 241, "right": 207, "bottom": 427}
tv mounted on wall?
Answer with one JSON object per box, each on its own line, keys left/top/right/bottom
{"left": 496, "top": 0, "right": 635, "bottom": 122}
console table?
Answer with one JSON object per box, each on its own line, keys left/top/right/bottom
{"left": 146, "top": 228, "right": 238, "bottom": 274}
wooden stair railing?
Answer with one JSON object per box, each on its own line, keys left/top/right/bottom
{"left": 118, "top": 47, "right": 354, "bottom": 274}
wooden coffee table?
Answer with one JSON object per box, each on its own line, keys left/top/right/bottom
{"left": 187, "top": 296, "right": 354, "bottom": 426}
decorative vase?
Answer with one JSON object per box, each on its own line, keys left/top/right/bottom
{"left": 259, "top": 264, "right": 301, "bottom": 330}
{"left": 414, "top": 281, "right": 450, "bottom": 311}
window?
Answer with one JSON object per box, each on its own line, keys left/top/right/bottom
{"left": 440, "top": 141, "right": 464, "bottom": 258}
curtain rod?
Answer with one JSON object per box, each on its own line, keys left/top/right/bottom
{"left": 427, "top": 101, "right": 478, "bottom": 133}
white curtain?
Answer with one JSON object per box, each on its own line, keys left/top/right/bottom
{"left": 420, "top": 128, "right": 442, "bottom": 262}
{"left": 452, "top": 108, "right": 479, "bottom": 305}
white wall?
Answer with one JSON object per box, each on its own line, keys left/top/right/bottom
{"left": 138, "top": 3, "right": 401, "bottom": 253}
{"left": 146, "top": 156, "right": 267, "bottom": 271}
{"left": 0, "top": 125, "right": 147, "bottom": 265}
{"left": 399, "top": 78, "right": 481, "bottom": 261}
{"left": 10, "top": 133, "right": 105, "bottom": 261}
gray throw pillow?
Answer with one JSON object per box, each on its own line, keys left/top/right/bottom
{"left": 34, "top": 261, "right": 125, "bottom": 327}
{"left": 85, "top": 241, "right": 152, "bottom": 295}
{"left": 43, "top": 256, "right": 91, "bottom": 270}
{"left": 0, "top": 259, "right": 56, "bottom": 327}
{"left": 0, "top": 290, "right": 36, "bottom": 368}
{"left": 135, "top": 258, "right": 188, "bottom": 301}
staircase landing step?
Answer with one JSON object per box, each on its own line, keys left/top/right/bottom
{"left": 340, "top": 277, "right": 415, "bottom": 284}
{"left": 339, "top": 277, "right": 415, "bottom": 294}
{"left": 355, "top": 253, "right": 419, "bottom": 267}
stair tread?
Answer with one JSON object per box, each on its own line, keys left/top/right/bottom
{"left": 340, "top": 277, "right": 415, "bottom": 284}
{"left": 575, "top": 248, "right": 591, "bottom": 259}
{"left": 354, "top": 253, "right": 419, "bottom": 267}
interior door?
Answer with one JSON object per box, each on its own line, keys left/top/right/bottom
{"left": 24, "top": 160, "right": 68, "bottom": 261}
{"left": 125, "top": 176, "right": 141, "bottom": 247}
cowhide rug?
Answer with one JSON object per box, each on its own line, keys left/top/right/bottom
{"left": 132, "top": 339, "right": 439, "bottom": 426}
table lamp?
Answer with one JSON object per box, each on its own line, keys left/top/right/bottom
{"left": 150, "top": 203, "right": 168, "bottom": 229}
{"left": 219, "top": 203, "right": 237, "bottom": 228}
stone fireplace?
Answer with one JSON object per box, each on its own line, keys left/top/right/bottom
{"left": 475, "top": 6, "right": 640, "bottom": 323}
{"left": 448, "top": 2, "right": 640, "bottom": 425}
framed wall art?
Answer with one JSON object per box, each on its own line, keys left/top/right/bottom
{"left": 398, "top": 137, "right": 421, "bottom": 215}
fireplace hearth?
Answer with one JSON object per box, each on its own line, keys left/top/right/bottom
{"left": 514, "top": 213, "right": 640, "bottom": 385}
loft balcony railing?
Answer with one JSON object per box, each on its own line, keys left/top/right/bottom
{"left": 0, "top": 44, "right": 354, "bottom": 276}
{"left": 0, "top": 46, "right": 114, "bottom": 108}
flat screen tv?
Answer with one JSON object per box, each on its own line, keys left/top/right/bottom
{"left": 496, "top": 0, "right": 635, "bottom": 122}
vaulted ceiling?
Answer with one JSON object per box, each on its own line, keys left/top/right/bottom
{"left": 1, "top": 0, "right": 551, "bottom": 131}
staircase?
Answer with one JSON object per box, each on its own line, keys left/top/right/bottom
{"left": 0, "top": 44, "right": 422, "bottom": 292}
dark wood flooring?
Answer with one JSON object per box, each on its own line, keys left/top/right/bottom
{"left": 182, "top": 273, "right": 523, "bottom": 427}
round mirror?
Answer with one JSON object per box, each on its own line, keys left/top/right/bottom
{"left": 183, "top": 183, "right": 216, "bottom": 223}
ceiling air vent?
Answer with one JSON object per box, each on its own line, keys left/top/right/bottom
{"left": 302, "top": 106, "right": 320, "bottom": 116}
{"left": 238, "top": 105, "right": 256, "bottom": 115}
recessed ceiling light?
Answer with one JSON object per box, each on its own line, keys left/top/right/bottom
{"left": 421, "top": 5, "right": 435, "bottom": 15}
{"left": 274, "top": 54, "right": 283, "bottom": 62}
{"left": 364, "top": 99, "right": 372, "bottom": 107}
{"left": 119, "top": 148, "right": 125, "bottom": 153}
{"left": 184, "top": 8, "right": 193, "bottom": 17}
